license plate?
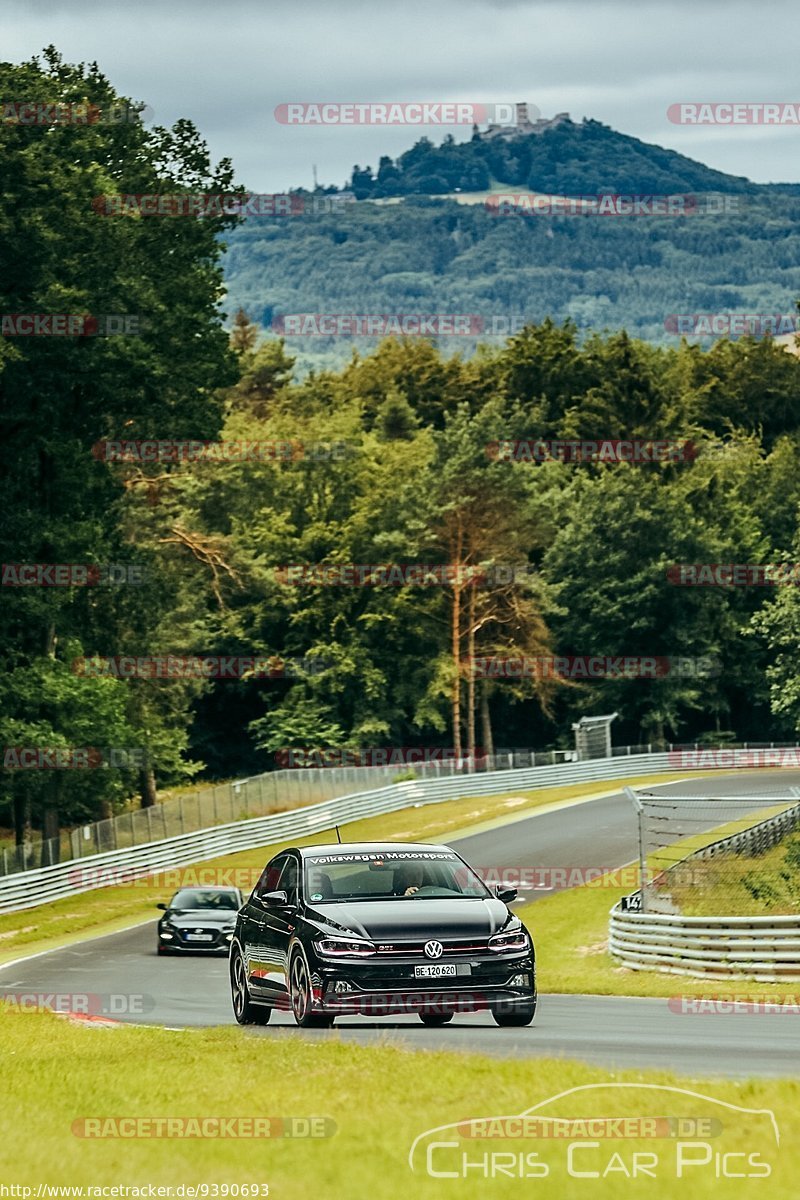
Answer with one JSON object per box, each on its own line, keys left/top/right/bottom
{"left": 415, "top": 963, "right": 457, "bottom": 978}
{"left": 185, "top": 933, "right": 214, "bottom": 941}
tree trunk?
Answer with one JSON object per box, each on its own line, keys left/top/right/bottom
{"left": 452, "top": 580, "right": 462, "bottom": 757}
{"left": 13, "top": 786, "right": 33, "bottom": 870}
{"left": 466, "top": 588, "right": 476, "bottom": 757}
{"left": 480, "top": 682, "right": 494, "bottom": 757}
{"left": 42, "top": 800, "right": 60, "bottom": 866}
{"left": 139, "top": 765, "right": 158, "bottom": 808}
{"left": 450, "top": 525, "right": 464, "bottom": 759}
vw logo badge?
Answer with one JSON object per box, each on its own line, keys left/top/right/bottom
{"left": 424, "top": 940, "right": 444, "bottom": 959}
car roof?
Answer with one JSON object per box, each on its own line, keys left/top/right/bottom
{"left": 294, "top": 841, "right": 451, "bottom": 857}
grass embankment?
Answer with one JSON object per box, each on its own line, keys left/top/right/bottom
{"left": 668, "top": 833, "right": 800, "bottom": 918}
{"left": 518, "top": 803, "right": 800, "bottom": 998}
{"left": 0, "top": 772, "right": 691, "bottom": 963}
{"left": 0, "top": 1006, "right": 796, "bottom": 1200}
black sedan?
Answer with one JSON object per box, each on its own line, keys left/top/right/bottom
{"left": 156, "top": 886, "right": 243, "bottom": 954}
{"left": 229, "top": 842, "right": 536, "bottom": 1028}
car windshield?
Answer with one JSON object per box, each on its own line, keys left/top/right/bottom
{"left": 169, "top": 889, "right": 239, "bottom": 910}
{"left": 303, "top": 851, "right": 489, "bottom": 902}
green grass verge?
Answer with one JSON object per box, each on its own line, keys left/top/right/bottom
{"left": 669, "top": 833, "right": 800, "bottom": 917}
{"left": 0, "top": 772, "right": 693, "bottom": 963}
{"left": 1, "top": 1006, "right": 797, "bottom": 1199}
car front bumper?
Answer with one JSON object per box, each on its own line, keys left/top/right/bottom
{"left": 312, "top": 953, "right": 535, "bottom": 1015}
{"left": 159, "top": 929, "right": 234, "bottom": 952}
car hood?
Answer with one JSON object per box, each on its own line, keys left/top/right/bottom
{"left": 307, "top": 897, "right": 512, "bottom": 940}
{"left": 163, "top": 911, "right": 237, "bottom": 928}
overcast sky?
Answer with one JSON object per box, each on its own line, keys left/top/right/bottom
{"left": 5, "top": 0, "right": 800, "bottom": 191}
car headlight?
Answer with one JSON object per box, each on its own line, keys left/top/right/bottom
{"left": 315, "top": 937, "right": 376, "bottom": 957}
{"left": 488, "top": 929, "right": 530, "bottom": 954}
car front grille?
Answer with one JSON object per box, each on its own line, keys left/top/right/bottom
{"left": 372, "top": 937, "right": 492, "bottom": 957}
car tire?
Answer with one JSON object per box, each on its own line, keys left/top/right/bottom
{"left": 290, "top": 950, "right": 334, "bottom": 1028}
{"left": 491, "top": 996, "right": 537, "bottom": 1027}
{"left": 157, "top": 944, "right": 173, "bottom": 956}
{"left": 419, "top": 1011, "right": 454, "bottom": 1026}
{"left": 230, "top": 947, "right": 272, "bottom": 1025}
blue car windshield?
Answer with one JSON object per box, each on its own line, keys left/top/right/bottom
{"left": 170, "top": 889, "right": 239, "bottom": 910}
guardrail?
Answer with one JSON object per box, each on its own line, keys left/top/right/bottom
{"left": 610, "top": 797, "right": 800, "bottom": 981}
{"left": 6, "top": 739, "right": 797, "bottom": 877}
{"left": 0, "top": 749, "right": 581, "bottom": 877}
{"left": 609, "top": 909, "right": 800, "bottom": 981}
{"left": 0, "top": 749, "right": 684, "bottom": 913}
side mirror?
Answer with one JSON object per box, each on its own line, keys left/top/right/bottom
{"left": 156, "top": 902, "right": 168, "bottom": 910}
{"left": 494, "top": 884, "right": 518, "bottom": 903}
{"left": 258, "top": 889, "right": 289, "bottom": 907}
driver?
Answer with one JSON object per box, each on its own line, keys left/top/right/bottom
{"left": 393, "top": 863, "right": 424, "bottom": 896}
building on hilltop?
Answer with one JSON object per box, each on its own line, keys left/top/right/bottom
{"left": 480, "top": 105, "right": 571, "bottom": 141}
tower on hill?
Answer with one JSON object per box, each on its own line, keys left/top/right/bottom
{"left": 481, "top": 105, "right": 571, "bottom": 141}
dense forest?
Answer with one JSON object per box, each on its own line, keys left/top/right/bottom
{"left": 4, "top": 52, "right": 800, "bottom": 849}
{"left": 224, "top": 118, "right": 800, "bottom": 371}
{"left": 343, "top": 118, "right": 760, "bottom": 199}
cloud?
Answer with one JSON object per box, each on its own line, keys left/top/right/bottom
{"left": 3, "top": 0, "right": 799, "bottom": 189}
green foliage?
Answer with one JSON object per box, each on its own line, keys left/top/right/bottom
{"left": 5, "top": 54, "right": 800, "bottom": 849}
{"left": 223, "top": 123, "right": 800, "bottom": 371}
{"left": 347, "top": 118, "right": 755, "bottom": 199}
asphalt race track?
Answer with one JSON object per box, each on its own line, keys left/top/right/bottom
{"left": 3, "top": 772, "right": 799, "bottom": 1077}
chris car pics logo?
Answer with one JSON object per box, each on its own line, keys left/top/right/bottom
{"left": 408, "top": 1084, "right": 779, "bottom": 1180}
